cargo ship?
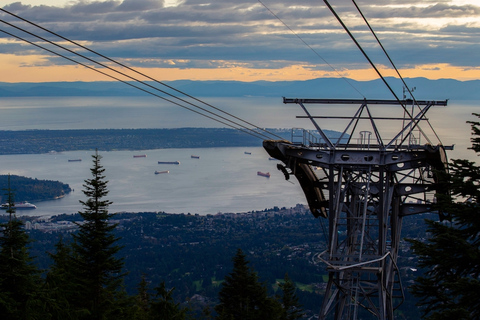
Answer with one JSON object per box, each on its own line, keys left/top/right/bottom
{"left": 244, "top": 151, "right": 252, "bottom": 155}
{"left": 1, "top": 201, "right": 37, "bottom": 210}
{"left": 155, "top": 170, "right": 169, "bottom": 174}
{"left": 257, "top": 171, "right": 271, "bottom": 178}
{"left": 191, "top": 155, "right": 200, "bottom": 159}
{"left": 68, "top": 159, "right": 82, "bottom": 162}
{"left": 158, "top": 161, "right": 180, "bottom": 165}
{"left": 133, "top": 154, "right": 147, "bottom": 158}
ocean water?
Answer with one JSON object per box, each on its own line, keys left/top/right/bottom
{"left": 0, "top": 96, "right": 306, "bottom": 130}
{"left": 0, "top": 96, "right": 478, "bottom": 217}
{"left": 0, "top": 147, "right": 306, "bottom": 217}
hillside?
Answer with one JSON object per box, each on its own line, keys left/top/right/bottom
{"left": 18, "top": 205, "right": 431, "bottom": 319}
{"left": 0, "top": 175, "right": 71, "bottom": 203}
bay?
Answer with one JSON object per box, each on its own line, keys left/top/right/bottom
{"left": 0, "top": 147, "right": 306, "bottom": 217}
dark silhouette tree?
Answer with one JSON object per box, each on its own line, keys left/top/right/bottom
{"left": 215, "top": 248, "right": 280, "bottom": 320}
{"left": 70, "top": 150, "right": 128, "bottom": 319}
{"left": 408, "top": 114, "right": 480, "bottom": 319}
{"left": 0, "top": 175, "right": 45, "bottom": 319}
{"left": 132, "top": 274, "right": 151, "bottom": 320}
{"left": 149, "top": 281, "right": 187, "bottom": 320}
{"left": 44, "top": 237, "right": 82, "bottom": 319}
{"left": 277, "top": 273, "right": 304, "bottom": 320}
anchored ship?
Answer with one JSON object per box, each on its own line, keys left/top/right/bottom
{"left": 158, "top": 161, "right": 180, "bottom": 165}
{"left": 257, "top": 171, "right": 270, "bottom": 178}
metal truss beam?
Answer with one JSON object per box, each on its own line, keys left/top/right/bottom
{"left": 264, "top": 98, "right": 452, "bottom": 320}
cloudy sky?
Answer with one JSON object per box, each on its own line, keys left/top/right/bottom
{"left": 0, "top": 0, "right": 479, "bottom": 82}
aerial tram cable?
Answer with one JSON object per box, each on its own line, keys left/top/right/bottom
{"left": 0, "top": 8, "right": 283, "bottom": 141}
{"left": 0, "top": 7, "right": 282, "bottom": 141}
{"left": 258, "top": 0, "right": 441, "bottom": 145}
{"left": 0, "top": 27, "right": 272, "bottom": 141}
{"left": 0, "top": 16, "right": 277, "bottom": 141}
{"left": 257, "top": 0, "right": 365, "bottom": 99}
{"left": 351, "top": 0, "right": 414, "bottom": 100}
{"left": 323, "top": 0, "right": 435, "bottom": 146}
{"left": 350, "top": 0, "right": 443, "bottom": 144}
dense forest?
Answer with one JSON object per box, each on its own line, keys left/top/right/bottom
{"left": 0, "top": 174, "right": 71, "bottom": 203}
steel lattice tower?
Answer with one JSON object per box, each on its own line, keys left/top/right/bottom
{"left": 264, "top": 98, "right": 452, "bottom": 320}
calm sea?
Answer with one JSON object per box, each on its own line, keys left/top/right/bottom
{"left": 0, "top": 147, "right": 306, "bottom": 217}
{"left": 0, "top": 96, "right": 478, "bottom": 217}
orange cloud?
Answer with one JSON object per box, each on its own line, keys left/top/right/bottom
{"left": 1, "top": 54, "right": 479, "bottom": 83}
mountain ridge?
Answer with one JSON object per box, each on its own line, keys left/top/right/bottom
{"left": 0, "top": 77, "right": 478, "bottom": 100}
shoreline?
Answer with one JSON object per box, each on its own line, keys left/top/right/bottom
{"left": 0, "top": 128, "right": 287, "bottom": 155}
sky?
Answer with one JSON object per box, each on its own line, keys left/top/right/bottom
{"left": 0, "top": 0, "right": 479, "bottom": 83}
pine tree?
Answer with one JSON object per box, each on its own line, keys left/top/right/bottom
{"left": 0, "top": 175, "right": 44, "bottom": 319}
{"left": 149, "top": 281, "right": 187, "bottom": 320}
{"left": 408, "top": 114, "right": 480, "bottom": 319}
{"left": 278, "top": 273, "right": 304, "bottom": 320}
{"left": 70, "top": 150, "right": 127, "bottom": 319}
{"left": 215, "top": 248, "right": 281, "bottom": 320}
{"left": 132, "top": 274, "right": 151, "bottom": 320}
{"left": 44, "top": 237, "right": 82, "bottom": 319}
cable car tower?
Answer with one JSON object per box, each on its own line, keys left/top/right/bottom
{"left": 264, "top": 97, "right": 452, "bottom": 319}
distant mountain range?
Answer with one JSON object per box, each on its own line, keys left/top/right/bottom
{"left": 0, "top": 77, "right": 478, "bottom": 101}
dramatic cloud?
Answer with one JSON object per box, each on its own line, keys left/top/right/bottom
{"left": 0, "top": 0, "right": 479, "bottom": 81}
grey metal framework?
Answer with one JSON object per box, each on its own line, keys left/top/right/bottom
{"left": 263, "top": 98, "right": 452, "bottom": 320}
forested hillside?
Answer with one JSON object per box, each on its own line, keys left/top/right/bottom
{"left": 0, "top": 174, "right": 71, "bottom": 203}
{"left": 19, "top": 206, "right": 430, "bottom": 319}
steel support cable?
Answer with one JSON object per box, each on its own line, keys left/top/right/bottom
{"left": 257, "top": 0, "right": 365, "bottom": 99}
{"left": 0, "top": 28, "right": 268, "bottom": 141}
{"left": 0, "top": 8, "right": 282, "bottom": 142}
{"left": 0, "top": 18, "right": 277, "bottom": 141}
{"left": 350, "top": 0, "right": 443, "bottom": 145}
{"left": 323, "top": 0, "right": 433, "bottom": 146}
{"left": 0, "top": 15, "right": 283, "bottom": 139}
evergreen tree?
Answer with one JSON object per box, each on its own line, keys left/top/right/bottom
{"left": 215, "top": 248, "right": 281, "bottom": 320}
{"left": 149, "top": 281, "right": 187, "bottom": 320}
{"left": 70, "top": 150, "right": 127, "bottom": 319}
{"left": 132, "top": 275, "right": 151, "bottom": 320}
{"left": 277, "top": 273, "right": 304, "bottom": 320}
{"left": 0, "top": 175, "right": 44, "bottom": 319}
{"left": 408, "top": 114, "right": 480, "bottom": 319}
{"left": 44, "top": 237, "right": 82, "bottom": 319}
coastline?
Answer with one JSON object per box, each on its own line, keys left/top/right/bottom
{"left": 0, "top": 128, "right": 289, "bottom": 155}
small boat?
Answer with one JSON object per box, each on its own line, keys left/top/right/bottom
{"left": 257, "top": 171, "right": 271, "bottom": 178}
{"left": 158, "top": 161, "right": 180, "bottom": 165}
{"left": 1, "top": 201, "right": 37, "bottom": 210}
{"left": 244, "top": 151, "right": 252, "bottom": 155}
{"left": 191, "top": 155, "right": 200, "bottom": 159}
{"left": 155, "top": 170, "right": 169, "bottom": 174}
{"left": 133, "top": 154, "right": 147, "bottom": 158}
{"left": 68, "top": 159, "right": 82, "bottom": 162}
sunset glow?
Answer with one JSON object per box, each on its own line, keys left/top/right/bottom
{"left": 0, "top": 0, "right": 479, "bottom": 83}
